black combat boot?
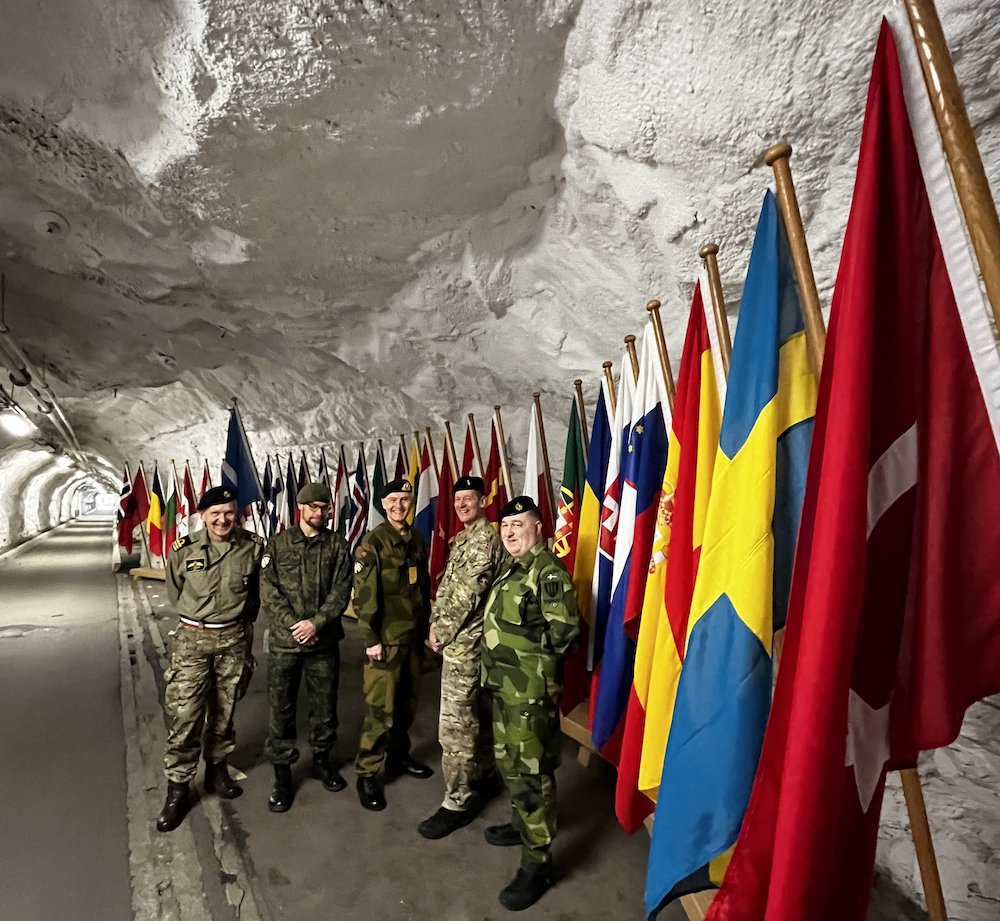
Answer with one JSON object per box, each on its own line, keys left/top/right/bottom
{"left": 417, "top": 805, "right": 476, "bottom": 840}
{"left": 356, "top": 775, "right": 386, "bottom": 811}
{"left": 204, "top": 759, "right": 242, "bottom": 799}
{"left": 155, "top": 781, "right": 190, "bottom": 833}
{"left": 312, "top": 752, "right": 346, "bottom": 792}
{"left": 498, "top": 866, "right": 553, "bottom": 911}
{"left": 386, "top": 754, "right": 433, "bottom": 779}
{"left": 268, "top": 764, "right": 294, "bottom": 813}
{"left": 484, "top": 822, "right": 522, "bottom": 846}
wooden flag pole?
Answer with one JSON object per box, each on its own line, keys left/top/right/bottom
{"left": 903, "top": 0, "right": 1000, "bottom": 333}
{"left": 468, "top": 412, "right": 485, "bottom": 476}
{"left": 764, "top": 143, "right": 827, "bottom": 377}
{"left": 699, "top": 244, "right": 733, "bottom": 377}
{"left": 573, "top": 379, "right": 590, "bottom": 453}
{"left": 424, "top": 427, "right": 440, "bottom": 478}
{"left": 646, "top": 300, "right": 677, "bottom": 413}
{"left": 134, "top": 461, "right": 152, "bottom": 561}
{"left": 624, "top": 334, "right": 640, "bottom": 383}
{"left": 602, "top": 361, "right": 618, "bottom": 415}
{"left": 443, "top": 421, "right": 459, "bottom": 476}
{"left": 532, "top": 392, "right": 558, "bottom": 517}
{"left": 494, "top": 405, "right": 513, "bottom": 491}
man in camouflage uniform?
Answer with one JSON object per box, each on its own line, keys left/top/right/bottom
{"left": 260, "top": 482, "right": 354, "bottom": 813}
{"left": 353, "top": 477, "right": 433, "bottom": 811}
{"left": 417, "top": 475, "right": 507, "bottom": 839}
{"left": 156, "top": 486, "right": 264, "bottom": 833}
{"left": 481, "top": 495, "right": 579, "bottom": 911}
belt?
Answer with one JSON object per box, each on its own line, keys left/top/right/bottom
{"left": 179, "top": 616, "right": 244, "bottom": 630}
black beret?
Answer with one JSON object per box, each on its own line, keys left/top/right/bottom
{"left": 297, "top": 482, "right": 331, "bottom": 504}
{"left": 453, "top": 475, "right": 485, "bottom": 496}
{"left": 499, "top": 495, "right": 538, "bottom": 520}
{"left": 382, "top": 478, "right": 413, "bottom": 499}
{"left": 197, "top": 485, "right": 237, "bottom": 510}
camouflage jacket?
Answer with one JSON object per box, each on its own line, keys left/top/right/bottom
{"left": 260, "top": 525, "right": 354, "bottom": 653}
{"left": 432, "top": 516, "right": 507, "bottom": 658}
{"left": 167, "top": 528, "right": 264, "bottom": 624}
{"left": 481, "top": 542, "right": 579, "bottom": 700}
{"left": 353, "top": 522, "right": 431, "bottom": 647}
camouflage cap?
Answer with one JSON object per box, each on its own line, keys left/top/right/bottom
{"left": 296, "top": 482, "right": 331, "bottom": 505}
{"left": 453, "top": 475, "right": 485, "bottom": 496}
{"left": 499, "top": 495, "right": 538, "bottom": 520}
{"left": 382, "top": 477, "right": 413, "bottom": 499}
{"left": 197, "top": 485, "right": 237, "bottom": 510}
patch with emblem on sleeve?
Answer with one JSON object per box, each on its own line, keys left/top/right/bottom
{"left": 542, "top": 574, "right": 563, "bottom": 600}
{"left": 261, "top": 554, "right": 271, "bottom": 569}
{"left": 185, "top": 558, "right": 206, "bottom": 572}
{"left": 355, "top": 561, "right": 365, "bottom": 574}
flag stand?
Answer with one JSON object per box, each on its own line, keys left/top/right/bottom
{"left": 468, "top": 412, "right": 485, "bottom": 476}
{"left": 424, "top": 427, "right": 440, "bottom": 479}
{"left": 902, "top": 0, "right": 1000, "bottom": 332}
{"left": 764, "top": 140, "right": 950, "bottom": 921}
{"left": 573, "top": 379, "right": 590, "bottom": 453}
{"left": 531, "top": 392, "right": 558, "bottom": 521}
{"left": 602, "top": 361, "right": 618, "bottom": 415}
{"left": 698, "top": 244, "right": 733, "bottom": 377}
{"left": 493, "top": 405, "right": 513, "bottom": 492}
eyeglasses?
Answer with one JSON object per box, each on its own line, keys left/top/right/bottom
{"left": 306, "top": 503, "right": 330, "bottom": 511}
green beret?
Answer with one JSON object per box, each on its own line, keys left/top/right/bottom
{"left": 382, "top": 478, "right": 413, "bottom": 499}
{"left": 297, "top": 482, "right": 331, "bottom": 505}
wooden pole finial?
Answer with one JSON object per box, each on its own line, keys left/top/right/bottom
{"left": 623, "top": 335, "right": 640, "bottom": 383}
{"left": 763, "top": 141, "right": 827, "bottom": 378}
{"left": 699, "top": 242, "right": 733, "bottom": 378}
{"left": 646, "top": 299, "right": 677, "bottom": 411}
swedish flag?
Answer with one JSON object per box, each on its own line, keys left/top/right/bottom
{"left": 646, "top": 191, "right": 816, "bottom": 915}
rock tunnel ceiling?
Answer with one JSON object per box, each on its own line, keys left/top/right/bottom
{"left": 0, "top": 0, "right": 997, "bottom": 484}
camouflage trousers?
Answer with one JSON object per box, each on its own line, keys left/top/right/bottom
{"left": 439, "top": 650, "right": 494, "bottom": 811}
{"left": 355, "top": 642, "right": 423, "bottom": 777}
{"left": 163, "top": 622, "right": 248, "bottom": 783}
{"left": 493, "top": 694, "right": 562, "bottom": 870}
{"left": 264, "top": 647, "right": 341, "bottom": 764}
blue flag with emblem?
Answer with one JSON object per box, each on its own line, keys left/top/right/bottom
{"left": 220, "top": 406, "right": 263, "bottom": 512}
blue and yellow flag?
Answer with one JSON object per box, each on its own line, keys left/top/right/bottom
{"left": 646, "top": 191, "right": 816, "bottom": 915}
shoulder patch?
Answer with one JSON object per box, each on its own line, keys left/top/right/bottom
{"left": 252, "top": 534, "right": 265, "bottom": 545}
{"left": 171, "top": 536, "right": 189, "bottom": 551}
{"left": 354, "top": 561, "right": 365, "bottom": 574}
{"left": 542, "top": 573, "right": 563, "bottom": 600}
{"left": 261, "top": 554, "right": 271, "bottom": 569}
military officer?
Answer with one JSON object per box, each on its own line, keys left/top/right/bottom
{"left": 481, "top": 495, "right": 579, "bottom": 911}
{"left": 156, "top": 485, "right": 264, "bottom": 833}
{"left": 260, "top": 482, "right": 354, "bottom": 813}
{"left": 353, "top": 477, "right": 433, "bottom": 811}
{"left": 418, "top": 475, "right": 507, "bottom": 839}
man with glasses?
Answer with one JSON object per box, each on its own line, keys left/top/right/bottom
{"left": 353, "top": 477, "right": 433, "bottom": 811}
{"left": 260, "top": 482, "right": 354, "bottom": 812}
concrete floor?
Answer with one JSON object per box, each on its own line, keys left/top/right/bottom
{"left": 0, "top": 515, "right": 131, "bottom": 921}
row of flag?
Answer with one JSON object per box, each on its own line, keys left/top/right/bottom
{"left": 537, "top": 15, "right": 1000, "bottom": 921}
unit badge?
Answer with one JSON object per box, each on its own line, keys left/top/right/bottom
{"left": 186, "top": 558, "right": 206, "bottom": 572}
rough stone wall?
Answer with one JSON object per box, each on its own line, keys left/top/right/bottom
{"left": 0, "top": 448, "right": 86, "bottom": 553}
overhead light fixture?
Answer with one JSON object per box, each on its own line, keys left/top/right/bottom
{"left": 55, "top": 455, "right": 73, "bottom": 468}
{"left": 0, "top": 407, "right": 35, "bottom": 437}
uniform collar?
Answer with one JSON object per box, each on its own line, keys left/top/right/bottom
{"left": 511, "top": 540, "right": 545, "bottom": 569}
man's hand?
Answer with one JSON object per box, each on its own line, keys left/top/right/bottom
{"left": 291, "top": 619, "right": 318, "bottom": 646}
{"left": 427, "top": 627, "right": 442, "bottom": 654}
{"left": 366, "top": 642, "right": 385, "bottom": 662}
